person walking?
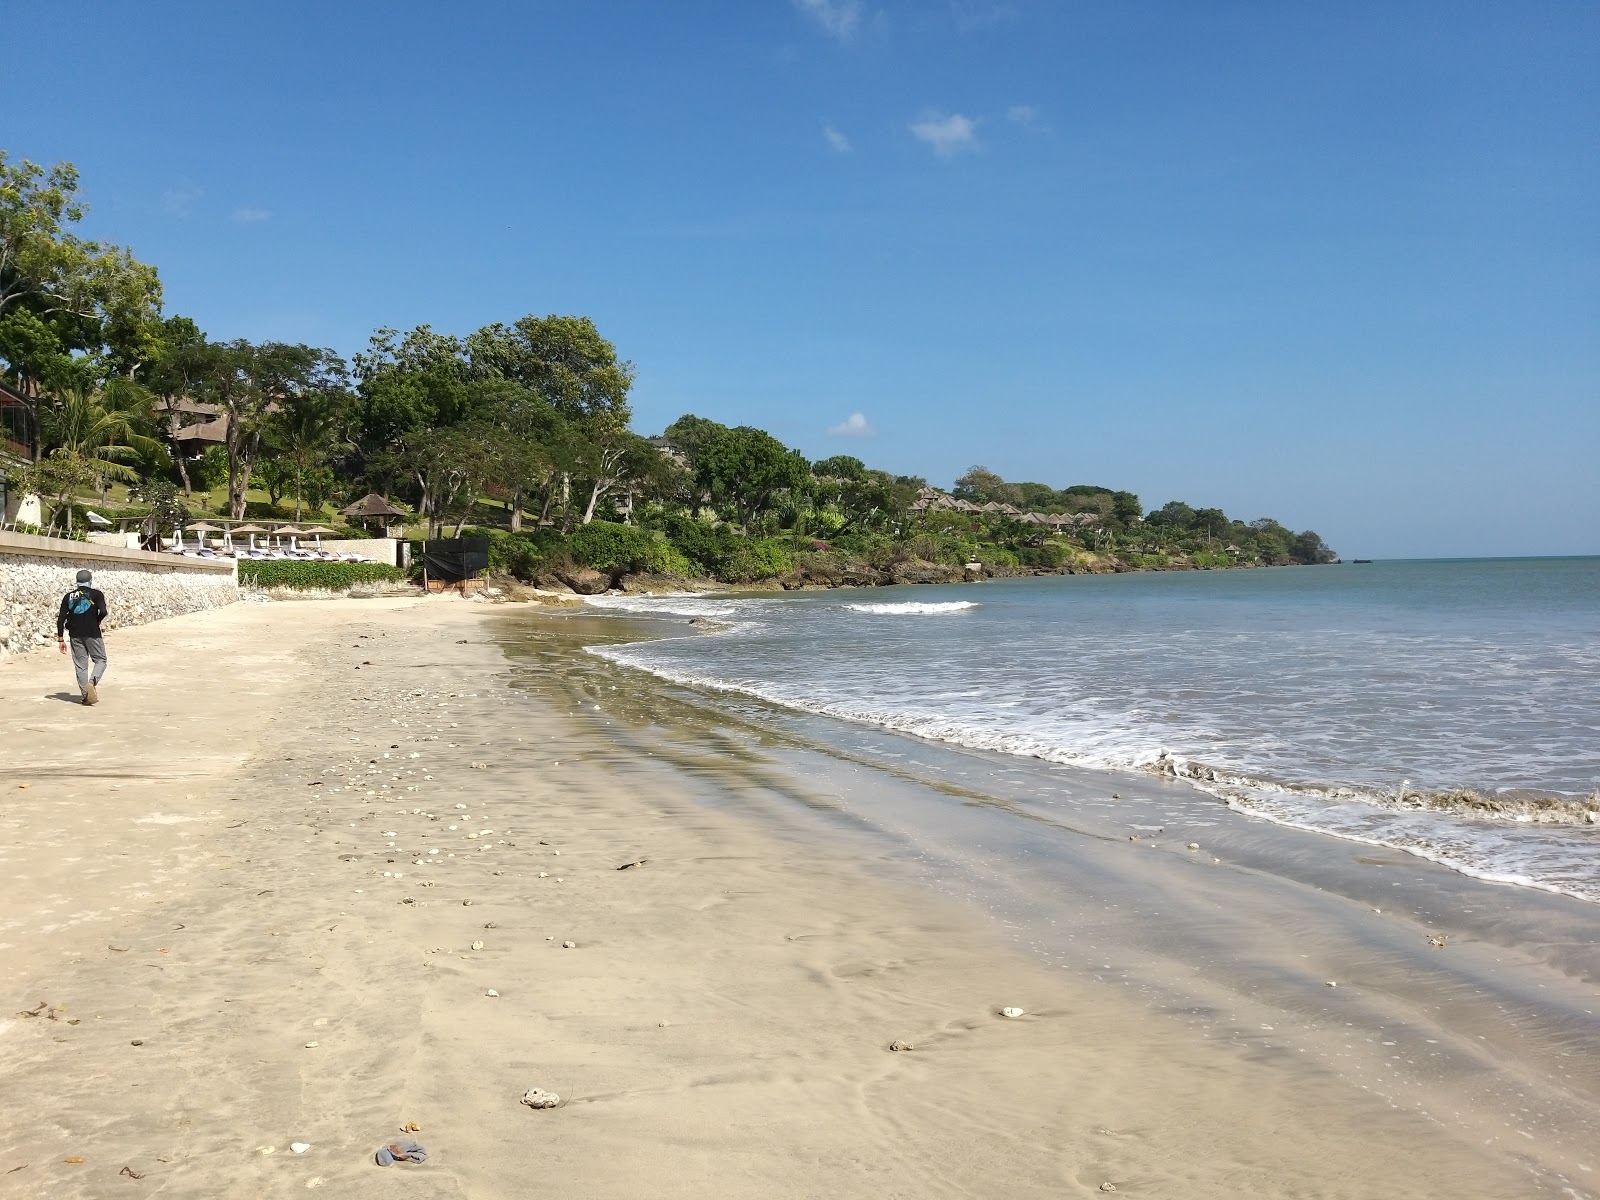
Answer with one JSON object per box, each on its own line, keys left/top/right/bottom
{"left": 57, "top": 568, "right": 109, "bottom": 706}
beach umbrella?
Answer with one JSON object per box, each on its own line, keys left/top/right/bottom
{"left": 231, "top": 522, "right": 268, "bottom": 550}
{"left": 186, "top": 521, "right": 221, "bottom": 549}
{"left": 300, "top": 525, "right": 338, "bottom": 550}
{"left": 271, "top": 524, "right": 305, "bottom": 550}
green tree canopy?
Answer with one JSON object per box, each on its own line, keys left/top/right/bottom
{"left": 664, "top": 414, "right": 808, "bottom": 529}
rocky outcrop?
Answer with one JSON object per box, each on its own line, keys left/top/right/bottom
{"left": 554, "top": 567, "right": 613, "bottom": 595}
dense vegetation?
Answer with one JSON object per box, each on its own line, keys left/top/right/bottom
{"left": 237, "top": 561, "right": 405, "bottom": 590}
{"left": 1, "top": 152, "right": 1336, "bottom": 584}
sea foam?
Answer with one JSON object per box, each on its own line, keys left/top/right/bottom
{"left": 844, "top": 600, "right": 980, "bottom": 615}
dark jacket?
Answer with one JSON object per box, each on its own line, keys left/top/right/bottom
{"left": 57, "top": 586, "right": 108, "bottom": 640}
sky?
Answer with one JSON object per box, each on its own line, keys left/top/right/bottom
{"left": 6, "top": 0, "right": 1596, "bottom": 558}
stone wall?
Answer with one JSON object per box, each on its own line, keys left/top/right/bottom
{"left": 0, "top": 531, "right": 238, "bottom": 658}
{"left": 319, "top": 538, "right": 405, "bottom": 567}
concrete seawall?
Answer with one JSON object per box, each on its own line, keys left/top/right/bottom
{"left": 0, "top": 530, "right": 238, "bottom": 658}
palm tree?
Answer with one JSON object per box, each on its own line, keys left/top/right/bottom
{"left": 265, "top": 390, "right": 342, "bottom": 519}
{"left": 40, "top": 383, "right": 161, "bottom": 488}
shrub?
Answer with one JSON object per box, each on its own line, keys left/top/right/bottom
{"left": 1019, "top": 541, "right": 1071, "bottom": 569}
{"left": 458, "top": 527, "right": 543, "bottom": 580}
{"left": 718, "top": 537, "right": 793, "bottom": 582}
{"left": 568, "top": 520, "right": 659, "bottom": 571}
{"left": 660, "top": 513, "right": 738, "bottom": 575}
{"left": 1121, "top": 552, "right": 1170, "bottom": 570}
{"left": 239, "top": 561, "right": 405, "bottom": 590}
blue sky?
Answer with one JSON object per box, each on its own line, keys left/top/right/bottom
{"left": 8, "top": 1, "right": 1596, "bottom": 558}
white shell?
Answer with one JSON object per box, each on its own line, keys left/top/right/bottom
{"left": 521, "top": 1088, "right": 560, "bottom": 1109}
{"left": 999, "top": 1007, "right": 1025, "bottom": 1018}
{"left": 291, "top": 1142, "right": 311, "bottom": 1153}
{"left": 471, "top": 940, "right": 484, "bottom": 951}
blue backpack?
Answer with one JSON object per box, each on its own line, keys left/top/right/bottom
{"left": 68, "top": 588, "right": 94, "bottom": 616}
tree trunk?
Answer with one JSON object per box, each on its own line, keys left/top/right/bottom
{"left": 509, "top": 486, "right": 522, "bottom": 533}
{"left": 228, "top": 435, "right": 258, "bottom": 520}
{"left": 538, "top": 486, "right": 555, "bottom": 527}
{"left": 174, "top": 449, "right": 193, "bottom": 496}
{"left": 581, "top": 481, "right": 604, "bottom": 526}
{"left": 559, "top": 472, "right": 572, "bottom": 533}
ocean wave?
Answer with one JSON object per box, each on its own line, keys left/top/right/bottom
{"left": 583, "top": 594, "right": 757, "bottom": 621}
{"left": 1142, "top": 752, "right": 1600, "bottom": 826}
{"left": 844, "top": 600, "right": 981, "bottom": 615}
{"left": 583, "top": 642, "right": 1600, "bottom": 903}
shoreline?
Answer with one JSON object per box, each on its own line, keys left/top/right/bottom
{"left": 0, "top": 597, "right": 1590, "bottom": 1196}
{"left": 547, "top": 555, "right": 1332, "bottom": 599}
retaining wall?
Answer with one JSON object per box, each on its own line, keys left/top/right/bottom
{"left": 0, "top": 531, "right": 238, "bottom": 658}
{"left": 319, "top": 538, "right": 405, "bottom": 567}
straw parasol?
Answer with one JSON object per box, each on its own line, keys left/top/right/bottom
{"left": 271, "top": 524, "right": 306, "bottom": 550}
{"left": 300, "top": 524, "right": 338, "bottom": 549}
{"left": 185, "top": 521, "right": 222, "bottom": 549}
{"left": 230, "top": 522, "right": 268, "bottom": 550}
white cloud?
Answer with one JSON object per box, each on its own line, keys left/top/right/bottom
{"left": 823, "top": 124, "right": 852, "bottom": 153}
{"left": 232, "top": 206, "right": 272, "bottom": 223}
{"left": 162, "top": 188, "right": 202, "bottom": 217}
{"left": 910, "top": 111, "right": 980, "bottom": 157}
{"left": 1007, "top": 104, "right": 1037, "bottom": 126}
{"left": 827, "top": 412, "right": 876, "bottom": 438}
{"left": 793, "top": 0, "right": 862, "bottom": 41}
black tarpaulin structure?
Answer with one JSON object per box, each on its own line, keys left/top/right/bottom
{"left": 421, "top": 538, "right": 489, "bottom": 581}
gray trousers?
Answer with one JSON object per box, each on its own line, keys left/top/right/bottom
{"left": 69, "top": 636, "right": 107, "bottom": 693}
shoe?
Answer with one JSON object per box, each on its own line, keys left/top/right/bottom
{"left": 84, "top": 681, "right": 98, "bottom": 705}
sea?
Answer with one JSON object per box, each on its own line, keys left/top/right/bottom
{"left": 584, "top": 557, "right": 1600, "bottom": 904}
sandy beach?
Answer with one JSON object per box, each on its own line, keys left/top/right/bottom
{"left": 0, "top": 597, "right": 1577, "bottom": 1198}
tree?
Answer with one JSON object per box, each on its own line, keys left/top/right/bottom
{"left": 189, "top": 340, "right": 346, "bottom": 518}
{"left": 663, "top": 414, "right": 808, "bottom": 529}
{"left": 38, "top": 384, "right": 161, "bottom": 491}
{"left": 139, "top": 315, "right": 212, "bottom": 494}
{"left": 1248, "top": 518, "right": 1294, "bottom": 565}
{"left": 813, "top": 455, "right": 867, "bottom": 482}
{"left": 6, "top": 451, "right": 98, "bottom": 535}
{"left": 0, "top": 154, "right": 163, "bottom": 448}
{"left": 129, "top": 478, "right": 188, "bottom": 547}
{"left": 465, "top": 315, "right": 633, "bottom": 420}
{"left": 1013, "top": 480, "right": 1057, "bottom": 511}
{"left": 264, "top": 386, "right": 349, "bottom": 519}
{"left": 1190, "top": 507, "right": 1227, "bottom": 539}
{"left": 0, "top": 154, "right": 98, "bottom": 321}
{"left": 1290, "top": 530, "right": 1336, "bottom": 564}
{"left": 954, "top": 465, "right": 1015, "bottom": 504}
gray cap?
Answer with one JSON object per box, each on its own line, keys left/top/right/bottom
{"left": 75, "top": 569, "right": 93, "bottom": 583}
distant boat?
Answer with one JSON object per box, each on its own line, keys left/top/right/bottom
{"left": 1352, "top": 558, "right": 1373, "bottom": 563}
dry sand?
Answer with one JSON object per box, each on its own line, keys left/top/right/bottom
{"left": 0, "top": 597, "right": 1550, "bottom": 1197}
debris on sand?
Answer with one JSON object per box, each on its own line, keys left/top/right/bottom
{"left": 521, "top": 1088, "right": 560, "bottom": 1109}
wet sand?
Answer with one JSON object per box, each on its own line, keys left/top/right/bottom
{"left": 0, "top": 597, "right": 1586, "bottom": 1197}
